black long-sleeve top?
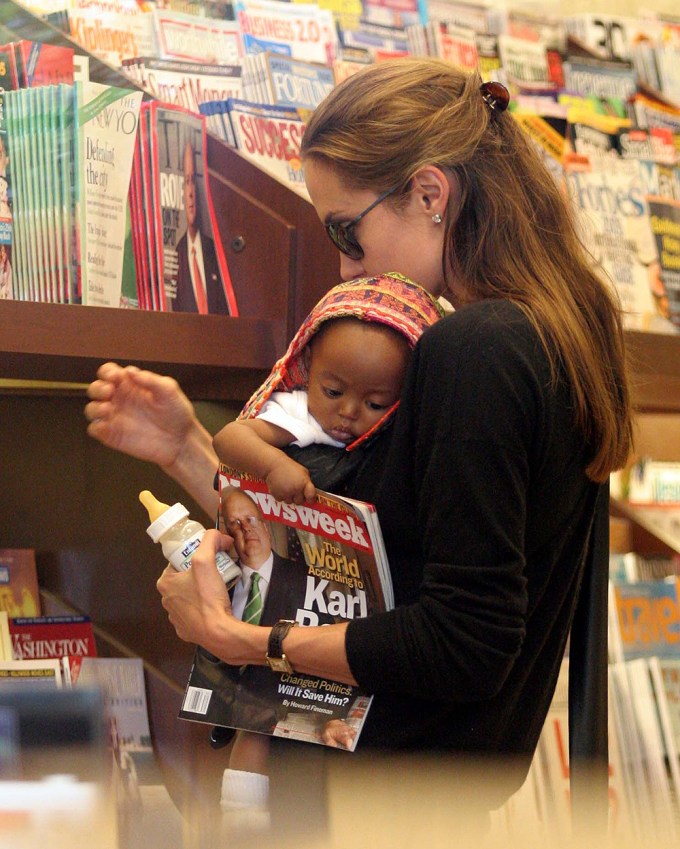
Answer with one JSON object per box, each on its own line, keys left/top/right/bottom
{"left": 341, "top": 300, "right": 599, "bottom": 770}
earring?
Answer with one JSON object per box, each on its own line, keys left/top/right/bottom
{"left": 432, "top": 213, "right": 442, "bottom": 224}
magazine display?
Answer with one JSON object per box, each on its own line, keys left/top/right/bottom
{"left": 563, "top": 154, "right": 673, "bottom": 332}
{"left": 8, "top": 615, "right": 97, "bottom": 662}
{"left": 0, "top": 611, "right": 11, "bottom": 660}
{"left": 178, "top": 465, "right": 393, "bottom": 750}
{"left": 235, "top": 0, "right": 337, "bottom": 65}
{"left": 255, "top": 53, "right": 335, "bottom": 110}
{"left": 122, "top": 57, "right": 243, "bottom": 114}
{"left": 0, "top": 548, "right": 40, "bottom": 618}
{"left": 78, "top": 81, "right": 143, "bottom": 308}
{"left": 151, "top": 8, "right": 242, "bottom": 66}
{"left": 608, "top": 578, "right": 680, "bottom": 664}
{"left": 224, "top": 98, "right": 309, "bottom": 199}
{"left": 143, "top": 101, "right": 238, "bottom": 314}
{"left": 0, "top": 658, "right": 64, "bottom": 688}
{"left": 4, "top": 82, "right": 80, "bottom": 303}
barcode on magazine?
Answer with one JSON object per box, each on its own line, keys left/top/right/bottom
{"left": 183, "top": 685, "right": 212, "bottom": 715}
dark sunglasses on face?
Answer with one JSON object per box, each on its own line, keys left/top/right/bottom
{"left": 324, "top": 183, "right": 400, "bottom": 260}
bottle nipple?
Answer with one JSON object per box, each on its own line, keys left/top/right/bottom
{"left": 139, "top": 490, "right": 170, "bottom": 523}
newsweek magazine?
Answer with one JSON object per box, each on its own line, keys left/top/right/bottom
{"left": 178, "top": 466, "right": 393, "bottom": 750}
{"left": 146, "top": 101, "right": 238, "bottom": 314}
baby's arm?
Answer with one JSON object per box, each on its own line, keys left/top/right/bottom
{"left": 213, "top": 419, "right": 316, "bottom": 503}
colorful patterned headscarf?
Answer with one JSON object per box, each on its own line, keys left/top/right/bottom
{"left": 239, "top": 272, "right": 445, "bottom": 450}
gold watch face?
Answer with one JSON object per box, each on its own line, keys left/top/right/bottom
{"left": 266, "top": 655, "right": 293, "bottom": 673}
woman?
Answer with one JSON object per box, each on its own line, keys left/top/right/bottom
{"left": 86, "top": 59, "right": 632, "bottom": 829}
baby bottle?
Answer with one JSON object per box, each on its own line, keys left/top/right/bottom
{"left": 139, "top": 490, "right": 241, "bottom": 588}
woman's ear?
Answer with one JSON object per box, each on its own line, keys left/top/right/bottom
{"left": 410, "top": 166, "right": 461, "bottom": 222}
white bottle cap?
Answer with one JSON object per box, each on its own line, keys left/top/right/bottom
{"left": 146, "top": 503, "right": 190, "bottom": 542}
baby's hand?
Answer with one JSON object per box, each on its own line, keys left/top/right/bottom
{"left": 266, "top": 456, "right": 316, "bottom": 504}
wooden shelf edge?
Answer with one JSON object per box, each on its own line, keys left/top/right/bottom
{"left": 610, "top": 497, "right": 680, "bottom": 556}
{"left": 0, "top": 300, "right": 280, "bottom": 400}
{"left": 624, "top": 329, "right": 680, "bottom": 414}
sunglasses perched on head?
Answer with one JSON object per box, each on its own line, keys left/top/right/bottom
{"left": 324, "top": 183, "right": 400, "bottom": 260}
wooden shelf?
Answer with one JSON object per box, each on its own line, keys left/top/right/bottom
{"left": 624, "top": 330, "right": 680, "bottom": 415}
{"left": 610, "top": 497, "right": 680, "bottom": 557}
{"left": 0, "top": 299, "right": 276, "bottom": 400}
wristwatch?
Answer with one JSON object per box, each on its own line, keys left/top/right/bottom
{"left": 266, "top": 619, "right": 298, "bottom": 673}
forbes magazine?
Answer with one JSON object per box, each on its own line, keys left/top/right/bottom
{"left": 178, "top": 466, "right": 393, "bottom": 750}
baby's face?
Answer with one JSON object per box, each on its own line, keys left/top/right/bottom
{"left": 306, "top": 320, "right": 409, "bottom": 444}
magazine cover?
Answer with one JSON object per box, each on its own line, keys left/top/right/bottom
{"left": 67, "top": 7, "right": 156, "bottom": 68}
{"left": 226, "top": 98, "right": 309, "bottom": 199}
{"left": 0, "top": 612, "right": 12, "bottom": 660}
{"left": 0, "top": 659, "right": 63, "bottom": 689}
{"left": 0, "top": 549, "right": 41, "bottom": 619}
{"left": 9, "top": 615, "right": 98, "bottom": 661}
{"left": 178, "top": 466, "right": 393, "bottom": 750}
{"left": 0, "top": 89, "right": 12, "bottom": 301}
{"left": 151, "top": 8, "right": 243, "bottom": 65}
{"left": 563, "top": 154, "right": 669, "bottom": 331}
{"left": 59, "top": 83, "right": 81, "bottom": 304}
{"left": 137, "top": 103, "right": 162, "bottom": 310}
{"left": 0, "top": 42, "right": 19, "bottom": 90}
{"left": 72, "top": 656, "right": 152, "bottom": 751}
{"left": 26, "top": 86, "right": 47, "bottom": 302}
{"left": 42, "top": 85, "right": 63, "bottom": 303}
{"left": 14, "top": 40, "right": 75, "bottom": 87}
{"left": 78, "top": 81, "right": 143, "bottom": 308}
{"left": 260, "top": 53, "right": 335, "bottom": 110}
{"left": 235, "top": 0, "right": 337, "bottom": 65}
{"left": 3, "top": 90, "right": 25, "bottom": 301}
{"left": 123, "top": 57, "right": 243, "bottom": 115}
{"left": 646, "top": 195, "right": 680, "bottom": 330}
{"left": 148, "top": 101, "right": 238, "bottom": 314}
{"left": 609, "top": 579, "right": 680, "bottom": 663}
{"left": 37, "top": 86, "right": 59, "bottom": 303}
{"left": 127, "top": 135, "right": 147, "bottom": 309}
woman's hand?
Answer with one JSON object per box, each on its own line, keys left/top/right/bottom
{"left": 85, "top": 362, "right": 197, "bottom": 468}
{"left": 156, "top": 529, "right": 236, "bottom": 651}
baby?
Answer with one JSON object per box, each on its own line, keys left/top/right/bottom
{"left": 214, "top": 272, "right": 445, "bottom": 504}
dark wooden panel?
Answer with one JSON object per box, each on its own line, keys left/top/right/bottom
{"left": 0, "top": 394, "right": 239, "bottom": 686}
{"left": 625, "top": 330, "right": 680, "bottom": 414}
{"left": 207, "top": 136, "right": 340, "bottom": 339}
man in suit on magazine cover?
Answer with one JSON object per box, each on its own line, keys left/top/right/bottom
{"left": 189, "top": 486, "right": 334, "bottom": 738}
{"left": 173, "top": 140, "right": 229, "bottom": 315}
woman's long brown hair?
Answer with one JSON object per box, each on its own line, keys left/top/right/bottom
{"left": 302, "top": 58, "right": 633, "bottom": 481}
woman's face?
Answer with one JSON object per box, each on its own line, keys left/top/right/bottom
{"left": 304, "top": 158, "right": 449, "bottom": 298}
